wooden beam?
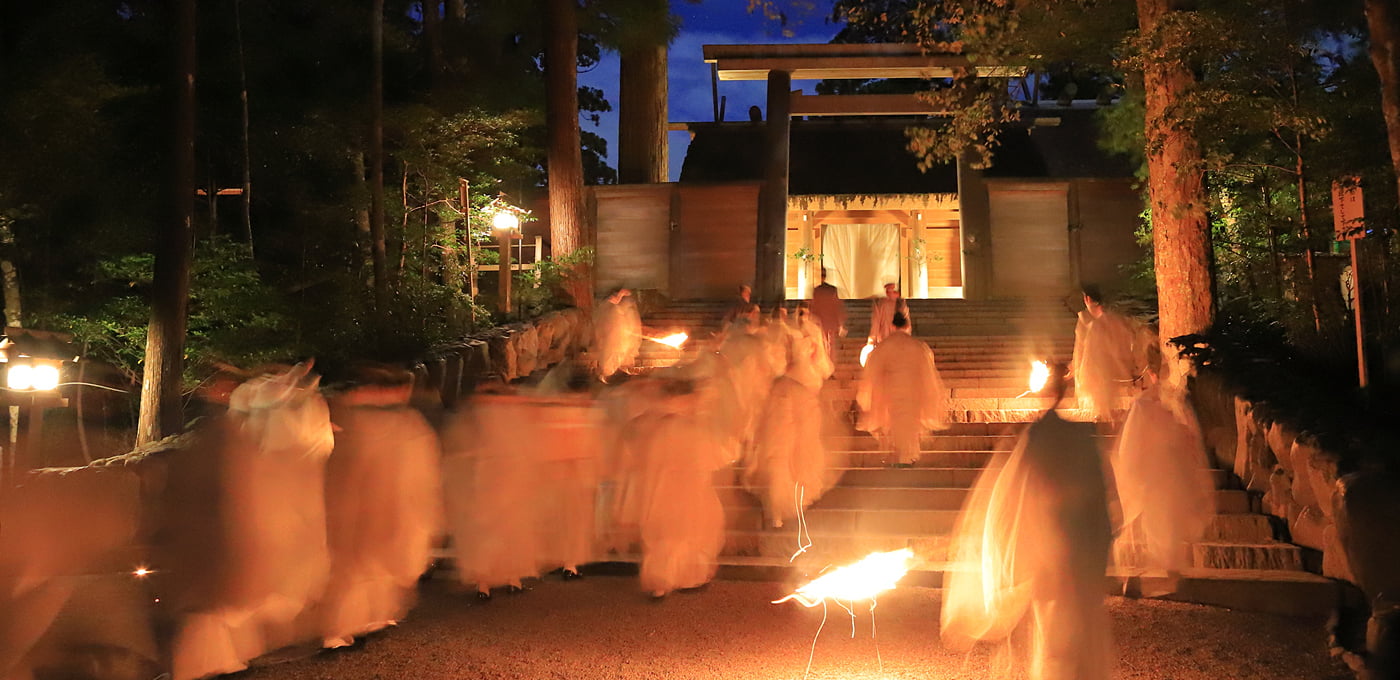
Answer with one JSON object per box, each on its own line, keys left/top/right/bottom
{"left": 713, "top": 57, "right": 1024, "bottom": 81}
{"left": 791, "top": 93, "right": 950, "bottom": 117}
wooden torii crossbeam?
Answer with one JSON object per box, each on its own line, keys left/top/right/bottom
{"left": 703, "top": 43, "right": 1026, "bottom": 81}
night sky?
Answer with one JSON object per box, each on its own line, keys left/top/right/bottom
{"left": 579, "top": 1, "right": 841, "bottom": 181}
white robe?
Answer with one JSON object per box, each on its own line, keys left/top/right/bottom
{"left": 868, "top": 296, "right": 911, "bottom": 343}
{"left": 592, "top": 297, "right": 642, "bottom": 377}
{"left": 719, "top": 322, "right": 778, "bottom": 446}
{"left": 321, "top": 389, "right": 443, "bottom": 646}
{"left": 745, "top": 375, "right": 835, "bottom": 527}
{"left": 442, "top": 395, "right": 540, "bottom": 593}
{"left": 787, "top": 317, "right": 834, "bottom": 392}
{"left": 170, "top": 365, "right": 335, "bottom": 680}
{"left": 532, "top": 395, "right": 605, "bottom": 573}
{"left": 1072, "top": 309, "right": 1138, "bottom": 420}
{"left": 622, "top": 402, "right": 729, "bottom": 596}
{"left": 856, "top": 332, "right": 950, "bottom": 464}
{"left": 942, "top": 411, "right": 1113, "bottom": 680}
{"left": 1111, "top": 385, "right": 1216, "bottom": 584}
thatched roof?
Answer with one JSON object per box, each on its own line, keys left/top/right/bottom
{"left": 679, "top": 107, "right": 1134, "bottom": 194}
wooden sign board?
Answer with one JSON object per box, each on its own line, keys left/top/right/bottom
{"left": 1333, "top": 179, "right": 1364, "bottom": 240}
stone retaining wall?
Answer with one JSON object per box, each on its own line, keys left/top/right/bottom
{"left": 1191, "top": 368, "right": 1399, "bottom": 678}
{"left": 416, "top": 307, "right": 591, "bottom": 407}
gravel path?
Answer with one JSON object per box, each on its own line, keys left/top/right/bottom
{"left": 242, "top": 577, "right": 1351, "bottom": 680}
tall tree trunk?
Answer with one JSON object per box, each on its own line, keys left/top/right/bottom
{"left": 1139, "top": 0, "right": 1214, "bottom": 386}
{"left": 352, "top": 150, "right": 373, "bottom": 276}
{"left": 447, "top": 0, "right": 465, "bottom": 23}
{"left": 370, "top": 0, "right": 389, "bottom": 320}
{"left": 234, "top": 0, "right": 253, "bottom": 253}
{"left": 544, "top": 0, "right": 590, "bottom": 306}
{"left": 423, "top": 0, "right": 445, "bottom": 85}
{"left": 1366, "top": 0, "right": 1400, "bottom": 208}
{"left": 618, "top": 40, "right": 668, "bottom": 183}
{"left": 137, "top": 0, "right": 197, "bottom": 445}
{"left": 0, "top": 218, "right": 21, "bottom": 328}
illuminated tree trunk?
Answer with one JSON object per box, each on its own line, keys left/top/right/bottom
{"left": 618, "top": 41, "right": 668, "bottom": 184}
{"left": 137, "top": 0, "right": 197, "bottom": 445}
{"left": 544, "top": 0, "right": 591, "bottom": 306}
{"left": 1139, "top": 0, "right": 1213, "bottom": 386}
{"left": 369, "top": 0, "right": 390, "bottom": 319}
{"left": 1367, "top": 0, "right": 1400, "bottom": 207}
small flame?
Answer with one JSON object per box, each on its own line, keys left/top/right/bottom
{"left": 772, "top": 549, "right": 914, "bottom": 608}
{"left": 646, "top": 332, "right": 689, "bottom": 349}
{"left": 132, "top": 566, "right": 152, "bottom": 578}
{"left": 859, "top": 340, "right": 876, "bottom": 368}
{"left": 1028, "top": 360, "right": 1050, "bottom": 393}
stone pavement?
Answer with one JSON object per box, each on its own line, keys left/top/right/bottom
{"left": 241, "top": 576, "right": 1351, "bottom": 680}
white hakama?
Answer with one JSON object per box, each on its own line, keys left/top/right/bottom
{"left": 321, "top": 387, "right": 443, "bottom": 646}
{"left": 856, "top": 332, "right": 949, "bottom": 464}
{"left": 442, "top": 394, "right": 541, "bottom": 594}
{"left": 532, "top": 395, "right": 605, "bottom": 575}
{"left": 745, "top": 375, "right": 834, "bottom": 527}
{"left": 1112, "top": 384, "right": 1216, "bottom": 587}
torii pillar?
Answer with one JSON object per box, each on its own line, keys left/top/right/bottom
{"left": 756, "top": 69, "right": 791, "bottom": 304}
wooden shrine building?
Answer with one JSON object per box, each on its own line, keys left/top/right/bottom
{"left": 589, "top": 43, "right": 1144, "bottom": 301}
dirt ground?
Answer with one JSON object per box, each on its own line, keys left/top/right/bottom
{"left": 239, "top": 576, "right": 1352, "bottom": 680}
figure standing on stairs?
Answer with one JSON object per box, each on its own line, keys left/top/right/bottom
{"left": 746, "top": 357, "right": 837, "bottom": 528}
{"left": 810, "top": 268, "right": 846, "bottom": 359}
{"left": 941, "top": 364, "right": 1114, "bottom": 680}
{"left": 868, "top": 283, "right": 911, "bottom": 344}
{"left": 721, "top": 284, "right": 754, "bottom": 327}
{"left": 593, "top": 287, "right": 642, "bottom": 380}
{"left": 1111, "top": 356, "right": 1216, "bottom": 593}
{"left": 1070, "top": 284, "right": 1139, "bottom": 421}
{"left": 856, "top": 312, "right": 949, "bottom": 466}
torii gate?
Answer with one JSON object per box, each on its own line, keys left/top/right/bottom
{"left": 702, "top": 43, "right": 1024, "bottom": 302}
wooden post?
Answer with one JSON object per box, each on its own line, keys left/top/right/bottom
{"left": 757, "top": 70, "right": 792, "bottom": 304}
{"left": 1352, "top": 239, "right": 1368, "bottom": 389}
{"left": 495, "top": 232, "right": 512, "bottom": 317}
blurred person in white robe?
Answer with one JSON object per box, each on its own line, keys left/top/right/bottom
{"left": 857, "top": 313, "right": 949, "bottom": 466}
{"left": 786, "top": 304, "right": 834, "bottom": 392}
{"left": 532, "top": 368, "right": 606, "bottom": 580}
{"left": 674, "top": 351, "right": 743, "bottom": 465}
{"left": 720, "top": 284, "right": 753, "bottom": 327}
{"left": 745, "top": 362, "right": 836, "bottom": 528}
{"left": 166, "top": 363, "right": 336, "bottom": 680}
{"left": 868, "top": 283, "right": 911, "bottom": 344}
{"left": 1071, "top": 285, "right": 1139, "bottom": 421}
{"left": 1111, "top": 359, "right": 1216, "bottom": 593}
{"left": 320, "top": 367, "right": 443, "bottom": 648}
{"left": 621, "top": 379, "right": 729, "bottom": 598}
{"left": 761, "top": 307, "right": 798, "bottom": 376}
{"left": 941, "top": 367, "right": 1113, "bottom": 680}
{"left": 442, "top": 388, "right": 540, "bottom": 599}
{"left": 598, "top": 375, "right": 668, "bottom": 555}
{"left": 719, "top": 314, "right": 778, "bottom": 448}
{"left": 592, "top": 288, "right": 642, "bottom": 380}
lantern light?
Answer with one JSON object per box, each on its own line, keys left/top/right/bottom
{"left": 7, "top": 364, "right": 34, "bottom": 391}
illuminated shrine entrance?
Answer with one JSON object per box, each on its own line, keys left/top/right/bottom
{"left": 785, "top": 194, "right": 964, "bottom": 300}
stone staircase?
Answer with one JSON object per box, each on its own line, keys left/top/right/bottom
{"left": 628, "top": 298, "right": 1337, "bottom": 616}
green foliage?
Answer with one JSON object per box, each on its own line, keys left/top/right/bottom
{"left": 517, "top": 247, "right": 595, "bottom": 318}
{"left": 41, "top": 238, "right": 296, "bottom": 383}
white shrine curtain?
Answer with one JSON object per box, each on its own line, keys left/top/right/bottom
{"left": 821, "top": 224, "right": 901, "bottom": 299}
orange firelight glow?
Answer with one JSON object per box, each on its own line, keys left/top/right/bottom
{"left": 772, "top": 549, "right": 914, "bottom": 608}
{"left": 132, "top": 566, "right": 152, "bottom": 578}
{"left": 1028, "top": 360, "right": 1050, "bottom": 393}
{"left": 859, "top": 341, "right": 876, "bottom": 368}
{"left": 645, "top": 332, "right": 689, "bottom": 349}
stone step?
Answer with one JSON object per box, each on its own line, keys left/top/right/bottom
{"left": 1193, "top": 541, "right": 1303, "bottom": 571}
{"left": 829, "top": 466, "right": 1229, "bottom": 491}
{"left": 716, "top": 485, "right": 1252, "bottom": 516}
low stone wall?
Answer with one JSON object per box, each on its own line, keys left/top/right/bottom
{"left": 417, "top": 307, "right": 591, "bottom": 408}
{"left": 1191, "top": 368, "right": 1400, "bottom": 677}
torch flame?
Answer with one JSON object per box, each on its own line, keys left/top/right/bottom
{"left": 858, "top": 340, "right": 876, "bottom": 368}
{"left": 132, "top": 566, "right": 152, "bottom": 578}
{"left": 1028, "top": 360, "right": 1050, "bottom": 393}
{"left": 646, "top": 332, "right": 689, "bottom": 349}
{"left": 772, "top": 548, "right": 914, "bottom": 608}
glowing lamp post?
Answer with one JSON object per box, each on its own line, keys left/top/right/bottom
{"left": 1, "top": 328, "right": 78, "bottom": 485}
{"left": 489, "top": 197, "right": 524, "bottom": 316}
